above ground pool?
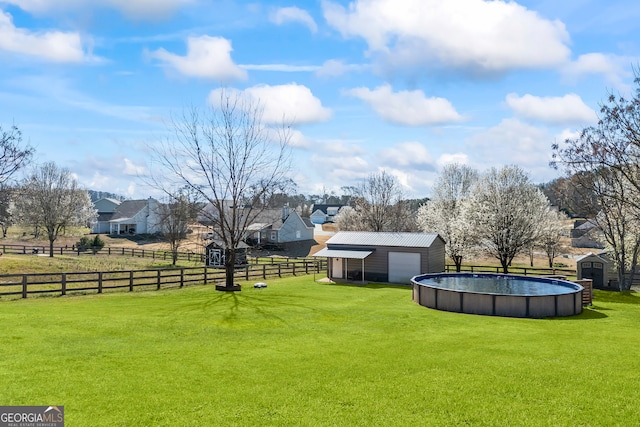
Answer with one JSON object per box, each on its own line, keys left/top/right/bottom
{"left": 411, "top": 273, "right": 583, "bottom": 318}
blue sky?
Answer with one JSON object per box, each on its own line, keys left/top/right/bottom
{"left": 1, "top": 0, "right": 638, "bottom": 199}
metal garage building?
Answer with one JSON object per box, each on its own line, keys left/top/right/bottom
{"left": 313, "top": 231, "right": 445, "bottom": 284}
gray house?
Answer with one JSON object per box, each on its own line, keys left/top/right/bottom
{"left": 91, "top": 198, "right": 121, "bottom": 234}
{"left": 109, "top": 198, "right": 161, "bottom": 235}
{"left": 246, "top": 208, "right": 314, "bottom": 245}
{"left": 313, "top": 231, "right": 445, "bottom": 284}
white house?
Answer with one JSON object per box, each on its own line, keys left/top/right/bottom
{"left": 109, "top": 198, "right": 162, "bottom": 235}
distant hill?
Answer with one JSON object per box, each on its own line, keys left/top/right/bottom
{"left": 89, "top": 190, "right": 125, "bottom": 202}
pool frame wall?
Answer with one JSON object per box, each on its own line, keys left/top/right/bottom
{"left": 412, "top": 273, "right": 583, "bottom": 318}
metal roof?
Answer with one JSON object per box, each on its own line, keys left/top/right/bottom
{"left": 326, "top": 231, "right": 440, "bottom": 248}
{"left": 312, "top": 248, "right": 373, "bottom": 259}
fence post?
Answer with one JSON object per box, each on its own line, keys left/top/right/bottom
{"left": 180, "top": 269, "right": 184, "bottom": 287}
{"left": 157, "top": 270, "right": 161, "bottom": 290}
{"left": 204, "top": 268, "right": 208, "bottom": 285}
{"left": 22, "top": 275, "right": 27, "bottom": 298}
{"left": 142, "top": 249, "right": 145, "bottom": 258}
{"left": 23, "top": 246, "right": 26, "bottom": 254}
{"left": 98, "top": 272, "right": 103, "bottom": 294}
{"left": 263, "top": 264, "right": 266, "bottom": 279}
{"left": 293, "top": 263, "right": 296, "bottom": 276}
{"left": 108, "top": 247, "right": 111, "bottom": 255}
{"left": 61, "top": 273, "right": 66, "bottom": 296}
{"left": 129, "top": 271, "right": 134, "bottom": 292}
{"left": 245, "top": 266, "right": 249, "bottom": 280}
{"left": 278, "top": 263, "right": 281, "bottom": 278}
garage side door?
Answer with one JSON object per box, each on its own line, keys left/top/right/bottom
{"left": 388, "top": 252, "right": 421, "bottom": 284}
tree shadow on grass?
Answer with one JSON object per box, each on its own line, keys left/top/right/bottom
{"left": 198, "top": 288, "right": 329, "bottom": 324}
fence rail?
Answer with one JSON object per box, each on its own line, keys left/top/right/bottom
{"left": 0, "top": 242, "right": 317, "bottom": 265}
{"left": 0, "top": 259, "right": 328, "bottom": 300}
{"left": 445, "top": 264, "right": 576, "bottom": 277}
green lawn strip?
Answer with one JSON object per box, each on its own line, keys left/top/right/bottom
{"left": 0, "top": 278, "right": 638, "bottom": 426}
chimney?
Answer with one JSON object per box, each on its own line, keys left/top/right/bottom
{"left": 282, "top": 205, "right": 290, "bottom": 221}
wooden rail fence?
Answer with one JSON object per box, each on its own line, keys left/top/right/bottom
{"left": 0, "top": 259, "right": 327, "bottom": 300}
{"left": 445, "top": 264, "right": 576, "bottom": 277}
{"left": 0, "top": 242, "right": 320, "bottom": 265}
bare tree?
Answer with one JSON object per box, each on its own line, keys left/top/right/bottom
{"left": 417, "top": 164, "right": 479, "bottom": 271}
{"left": 467, "top": 165, "right": 550, "bottom": 273}
{"left": 156, "top": 188, "right": 201, "bottom": 265}
{"left": 551, "top": 71, "right": 640, "bottom": 290}
{"left": 355, "top": 171, "right": 402, "bottom": 231}
{"left": 149, "top": 91, "right": 292, "bottom": 291}
{"left": 591, "top": 169, "right": 640, "bottom": 290}
{"left": 338, "top": 170, "right": 413, "bottom": 232}
{"left": 0, "top": 186, "right": 15, "bottom": 237}
{"left": 0, "top": 124, "right": 34, "bottom": 186}
{"left": 14, "top": 162, "right": 96, "bottom": 257}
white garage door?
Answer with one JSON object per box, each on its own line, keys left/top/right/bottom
{"left": 388, "top": 252, "right": 421, "bottom": 284}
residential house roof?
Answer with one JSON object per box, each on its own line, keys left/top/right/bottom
{"left": 312, "top": 204, "right": 344, "bottom": 215}
{"left": 110, "top": 199, "right": 150, "bottom": 222}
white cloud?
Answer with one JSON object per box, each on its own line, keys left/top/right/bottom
{"left": 347, "top": 84, "right": 463, "bottom": 126}
{"left": 316, "top": 59, "right": 367, "bottom": 77}
{"left": 149, "top": 36, "right": 247, "bottom": 82}
{"left": 562, "top": 53, "right": 633, "bottom": 93}
{"left": 506, "top": 93, "right": 598, "bottom": 125}
{"left": 270, "top": 6, "right": 318, "bottom": 33}
{"left": 209, "top": 84, "right": 332, "bottom": 125}
{"left": 0, "top": 10, "right": 91, "bottom": 62}
{"left": 468, "top": 118, "right": 556, "bottom": 182}
{"left": 5, "top": 0, "right": 192, "bottom": 20}
{"left": 555, "top": 128, "right": 581, "bottom": 144}
{"left": 323, "top": 0, "right": 570, "bottom": 75}
{"left": 123, "top": 158, "right": 148, "bottom": 176}
{"left": 437, "top": 153, "right": 470, "bottom": 168}
{"left": 265, "top": 127, "right": 312, "bottom": 149}
{"left": 241, "top": 63, "right": 319, "bottom": 72}
{"left": 379, "top": 141, "right": 435, "bottom": 170}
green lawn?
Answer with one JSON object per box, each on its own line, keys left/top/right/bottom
{"left": 0, "top": 276, "right": 638, "bottom": 426}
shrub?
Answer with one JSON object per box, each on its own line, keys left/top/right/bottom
{"left": 76, "top": 235, "right": 105, "bottom": 253}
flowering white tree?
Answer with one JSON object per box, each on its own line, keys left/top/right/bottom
{"left": 591, "top": 170, "right": 640, "bottom": 290}
{"left": 334, "top": 205, "right": 362, "bottom": 231}
{"left": 536, "top": 208, "right": 568, "bottom": 268}
{"left": 467, "top": 165, "right": 550, "bottom": 273}
{"left": 416, "top": 164, "right": 478, "bottom": 271}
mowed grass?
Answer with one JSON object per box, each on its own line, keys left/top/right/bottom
{"left": 0, "top": 277, "right": 639, "bottom": 426}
